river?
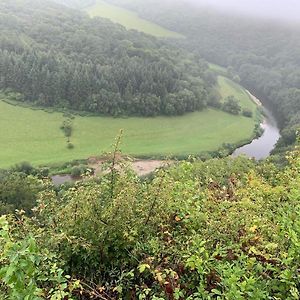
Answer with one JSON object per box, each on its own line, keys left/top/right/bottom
{"left": 232, "top": 95, "right": 281, "bottom": 160}
{"left": 52, "top": 92, "right": 281, "bottom": 186}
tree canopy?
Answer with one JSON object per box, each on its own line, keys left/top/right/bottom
{"left": 0, "top": 0, "right": 214, "bottom": 117}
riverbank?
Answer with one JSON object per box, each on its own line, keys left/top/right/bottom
{"left": 246, "top": 90, "right": 262, "bottom": 106}
{"left": 51, "top": 111, "right": 280, "bottom": 186}
{"left": 232, "top": 102, "right": 281, "bottom": 159}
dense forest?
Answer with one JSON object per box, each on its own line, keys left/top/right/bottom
{"left": 0, "top": 0, "right": 216, "bottom": 117}
{"left": 108, "top": 0, "right": 300, "bottom": 150}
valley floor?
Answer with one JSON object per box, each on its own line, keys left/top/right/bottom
{"left": 0, "top": 77, "right": 257, "bottom": 168}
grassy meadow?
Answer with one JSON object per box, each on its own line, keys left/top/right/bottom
{"left": 0, "top": 75, "right": 257, "bottom": 168}
{"left": 218, "top": 76, "right": 257, "bottom": 111}
{"left": 85, "top": 0, "right": 183, "bottom": 37}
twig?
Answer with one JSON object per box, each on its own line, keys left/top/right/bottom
{"left": 80, "top": 281, "right": 113, "bottom": 300}
{"left": 110, "top": 130, "right": 123, "bottom": 199}
{"left": 144, "top": 171, "right": 166, "bottom": 226}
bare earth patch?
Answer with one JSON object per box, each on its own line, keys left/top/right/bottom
{"left": 131, "top": 160, "right": 170, "bottom": 176}
{"left": 88, "top": 156, "right": 171, "bottom": 177}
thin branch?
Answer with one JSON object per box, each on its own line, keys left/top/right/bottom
{"left": 110, "top": 130, "right": 123, "bottom": 199}
{"left": 80, "top": 281, "right": 112, "bottom": 300}
{"left": 144, "top": 171, "right": 166, "bottom": 226}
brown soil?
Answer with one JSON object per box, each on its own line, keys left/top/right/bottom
{"left": 131, "top": 160, "right": 170, "bottom": 176}
{"left": 88, "top": 156, "right": 171, "bottom": 177}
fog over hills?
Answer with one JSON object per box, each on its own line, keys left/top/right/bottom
{"left": 102, "top": 0, "right": 300, "bottom": 24}
{"left": 187, "top": 0, "right": 300, "bottom": 23}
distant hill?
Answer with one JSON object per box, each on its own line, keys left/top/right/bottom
{"left": 84, "top": 0, "right": 182, "bottom": 37}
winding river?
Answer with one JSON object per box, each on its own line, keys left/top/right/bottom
{"left": 232, "top": 92, "right": 281, "bottom": 160}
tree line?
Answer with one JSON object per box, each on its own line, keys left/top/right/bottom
{"left": 0, "top": 0, "right": 217, "bottom": 117}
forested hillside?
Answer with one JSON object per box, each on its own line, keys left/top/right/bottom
{"left": 0, "top": 0, "right": 213, "bottom": 117}
{"left": 108, "top": 0, "right": 300, "bottom": 150}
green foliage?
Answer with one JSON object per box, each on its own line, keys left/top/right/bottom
{"left": 1, "top": 144, "right": 296, "bottom": 298}
{"left": 13, "top": 162, "right": 34, "bottom": 175}
{"left": 70, "top": 165, "right": 87, "bottom": 177}
{"left": 222, "top": 96, "right": 242, "bottom": 115}
{"left": 0, "top": 215, "right": 79, "bottom": 299}
{"left": 0, "top": 173, "right": 41, "bottom": 215}
{"left": 67, "top": 142, "right": 75, "bottom": 150}
{"left": 242, "top": 108, "right": 253, "bottom": 118}
{"left": 61, "top": 119, "right": 73, "bottom": 139}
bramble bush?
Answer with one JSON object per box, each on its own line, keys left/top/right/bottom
{"left": 0, "top": 214, "right": 80, "bottom": 299}
{"left": 0, "top": 143, "right": 299, "bottom": 299}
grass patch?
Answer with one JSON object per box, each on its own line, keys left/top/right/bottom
{"left": 85, "top": 0, "right": 183, "bottom": 38}
{"left": 218, "top": 76, "right": 257, "bottom": 111}
{"left": 0, "top": 103, "right": 255, "bottom": 168}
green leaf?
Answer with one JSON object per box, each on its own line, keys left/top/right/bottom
{"left": 138, "top": 264, "right": 150, "bottom": 273}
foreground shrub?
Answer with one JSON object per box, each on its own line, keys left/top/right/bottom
{"left": 1, "top": 146, "right": 299, "bottom": 299}
{"left": 0, "top": 215, "right": 80, "bottom": 299}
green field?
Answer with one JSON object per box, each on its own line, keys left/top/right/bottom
{"left": 85, "top": 0, "right": 183, "bottom": 38}
{"left": 0, "top": 76, "right": 257, "bottom": 168}
{"left": 218, "top": 76, "right": 256, "bottom": 111}
{"left": 209, "top": 64, "right": 256, "bottom": 111}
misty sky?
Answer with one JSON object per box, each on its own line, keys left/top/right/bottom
{"left": 188, "top": 0, "right": 300, "bottom": 23}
